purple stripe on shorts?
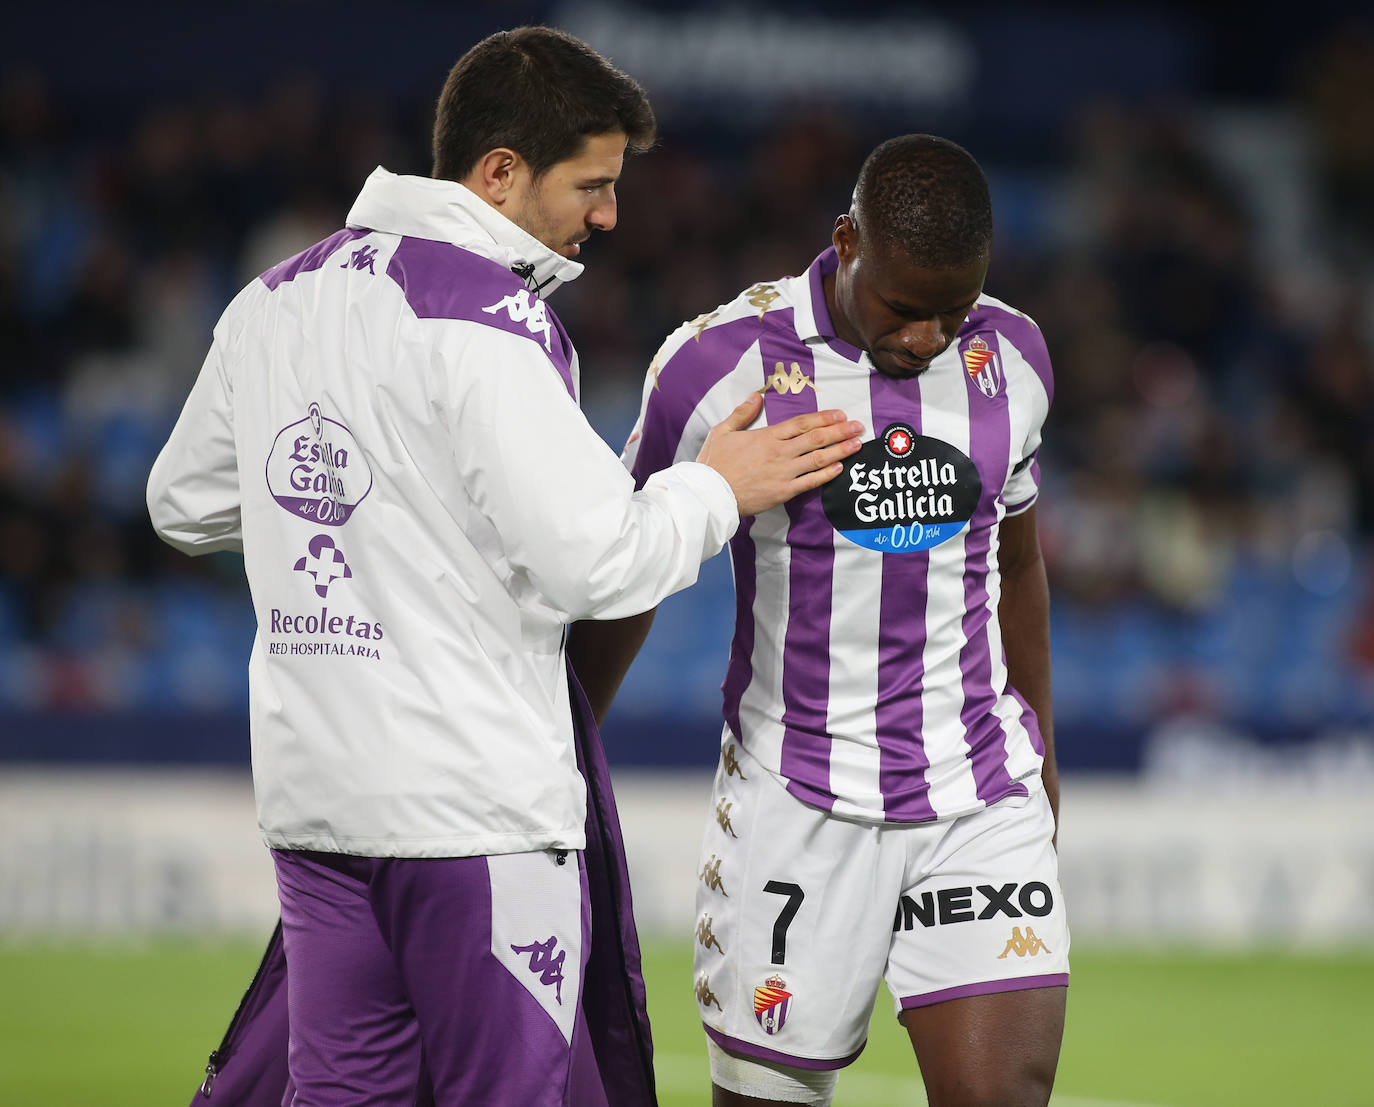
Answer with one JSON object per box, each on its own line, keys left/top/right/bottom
{"left": 703, "top": 1023, "right": 867, "bottom": 1071}
{"left": 957, "top": 328, "right": 1021, "bottom": 804}
{"left": 259, "top": 227, "right": 370, "bottom": 290}
{"left": 386, "top": 237, "right": 577, "bottom": 400}
{"left": 760, "top": 325, "right": 835, "bottom": 806}
{"left": 630, "top": 316, "right": 767, "bottom": 488}
{"left": 898, "top": 973, "right": 1069, "bottom": 1011}
{"left": 870, "top": 371, "right": 936, "bottom": 821}
{"left": 806, "top": 249, "right": 864, "bottom": 363}
{"left": 722, "top": 518, "right": 758, "bottom": 742}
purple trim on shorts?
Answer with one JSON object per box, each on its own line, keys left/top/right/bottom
{"left": 259, "top": 227, "right": 370, "bottom": 290}
{"left": 760, "top": 325, "right": 835, "bottom": 809}
{"left": 703, "top": 1023, "right": 867, "bottom": 1072}
{"left": 386, "top": 237, "right": 577, "bottom": 401}
{"left": 975, "top": 302, "right": 1054, "bottom": 405}
{"left": 958, "top": 328, "right": 1019, "bottom": 805}
{"left": 899, "top": 973, "right": 1069, "bottom": 1011}
{"left": 630, "top": 316, "right": 768, "bottom": 487}
{"left": 722, "top": 518, "right": 758, "bottom": 742}
{"left": 871, "top": 370, "right": 936, "bottom": 821}
{"left": 805, "top": 249, "right": 864, "bottom": 363}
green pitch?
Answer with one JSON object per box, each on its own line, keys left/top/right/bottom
{"left": 0, "top": 940, "right": 1369, "bottom": 1105}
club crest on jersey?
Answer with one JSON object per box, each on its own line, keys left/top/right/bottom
{"left": 266, "top": 402, "right": 374, "bottom": 525}
{"left": 753, "top": 975, "right": 792, "bottom": 1035}
{"left": 821, "top": 423, "right": 982, "bottom": 554}
{"left": 962, "top": 335, "right": 1002, "bottom": 399}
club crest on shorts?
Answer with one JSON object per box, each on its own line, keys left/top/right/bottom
{"left": 753, "top": 974, "right": 792, "bottom": 1035}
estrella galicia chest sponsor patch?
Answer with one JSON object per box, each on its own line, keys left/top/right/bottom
{"left": 821, "top": 423, "right": 981, "bottom": 553}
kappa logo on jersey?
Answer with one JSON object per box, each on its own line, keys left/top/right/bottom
{"left": 753, "top": 975, "right": 793, "bottom": 1035}
{"left": 962, "top": 334, "right": 1003, "bottom": 399}
{"left": 893, "top": 881, "right": 1055, "bottom": 932}
{"left": 821, "top": 424, "right": 982, "bottom": 554}
{"left": 766, "top": 361, "right": 816, "bottom": 395}
{"left": 483, "top": 288, "right": 553, "bottom": 350}
{"left": 266, "top": 402, "right": 374, "bottom": 526}
{"left": 510, "top": 936, "right": 566, "bottom": 1004}
{"left": 294, "top": 534, "right": 352, "bottom": 597}
{"left": 998, "top": 926, "right": 1052, "bottom": 959}
{"left": 745, "top": 282, "right": 782, "bottom": 317}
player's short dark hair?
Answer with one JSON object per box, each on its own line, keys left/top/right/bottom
{"left": 852, "top": 134, "right": 993, "bottom": 268}
{"left": 432, "top": 26, "right": 656, "bottom": 182}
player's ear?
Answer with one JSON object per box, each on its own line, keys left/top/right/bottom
{"left": 833, "top": 213, "right": 857, "bottom": 260}
{"left": 465, "top": 148, "right": 526, "bottom": 208}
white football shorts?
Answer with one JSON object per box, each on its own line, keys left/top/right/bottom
{"left": 692, "top": 736, "right": 1069, "bottom": 1068}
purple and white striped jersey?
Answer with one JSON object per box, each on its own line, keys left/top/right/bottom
{"left": 623, "top": 248, "right": 1055, "bottom": 824}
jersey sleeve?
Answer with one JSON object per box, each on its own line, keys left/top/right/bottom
{"left": 146, "top": 319, "right": 244, "bottom": 554}
{"left": 442, "top": 324, "right": 738, "bottom": 623}
{"left": 998, "top": 314, "right": 1054, "bottom": 517}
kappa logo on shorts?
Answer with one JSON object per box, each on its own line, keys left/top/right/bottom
{"left": 892, "top": 882, "right": 1054, "bottom": 931}
{"left": 998, "top": 926, "right": 1052, "bottom": 959}
{"left": 715, "top": 797, "right": 739, "bottom": 837}
{"left": 696, "top": 913, "right": 725, "bottom": 954}
{"left": 753, "top": 975, "right": 793, "bottom": 1035}
{"left": 699, "top": 854, "right": 729, "bottom": 896}
{"left": 509, "top": 935, "right": 566, "bottom": 1004}
{"left": 723, "top": 744, "right": 747, "bottom": 780}
{"left": 695, "top": 973, "right": 723, "bottom": 1011}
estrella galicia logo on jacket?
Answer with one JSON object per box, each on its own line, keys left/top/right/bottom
{"left": 294, "top": 534, "right": 351, "bottom": 597}
{"left": 821, "top": 424, "right": 981, "bottom": 553}
{"left": 266, "top": 401, "right": 373, "bottom": 525}
{"left": 753, "top": 975, "right": 792, "bottom": 1035}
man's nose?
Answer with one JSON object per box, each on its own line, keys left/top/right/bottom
{"left": 900, "top": 320, "right": 945, "bottom": 359}
{"left": 588, "top": 192, "right": 617, "bottom": 232}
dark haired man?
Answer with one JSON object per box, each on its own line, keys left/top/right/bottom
{"left": 148, "top": 26, "right": 859, "bottom": 1107}
{"left": 570, "top": 134, "right": 1067, "bottom": 1106}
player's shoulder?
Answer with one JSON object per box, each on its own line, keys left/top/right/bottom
{"left": 648, "top": 273, "right": 802, "bottom": 392}
{"left": 965, "top": 292, "right": 1053, "bottom": 396}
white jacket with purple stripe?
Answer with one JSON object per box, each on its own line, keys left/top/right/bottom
{"left": 147, "top": 168, "right": 737, "bottom": 857}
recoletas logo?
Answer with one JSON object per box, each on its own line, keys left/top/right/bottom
{"left": 821, "top": 424, "right": 981, "bottom": 553}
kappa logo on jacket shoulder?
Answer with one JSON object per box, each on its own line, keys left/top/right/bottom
{"left": 483, "top": 288, "right": 553, "bottom": 350}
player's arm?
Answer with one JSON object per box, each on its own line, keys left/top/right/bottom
{"left": 566, "top": 611, "right": 657, "bottom": 726}
{"left": 997, "top": 503, "right": 1057, "bottom": 840}
{"left": 147, "top": 338, "right": 243, "bottom": 555}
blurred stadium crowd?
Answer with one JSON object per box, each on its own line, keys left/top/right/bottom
{"left": 3, "top": 7, "right": 1374, "bottom": 767}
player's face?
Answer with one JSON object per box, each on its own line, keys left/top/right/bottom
{"left": 510, "top": 131, "right": 625, "bottom": 259}
{"left": 830, "top": 214, "right": 988, "bottom": 380}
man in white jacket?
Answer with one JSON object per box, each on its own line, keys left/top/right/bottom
{"left": 147, "top": 26, "right": 860, "bottom": 1107}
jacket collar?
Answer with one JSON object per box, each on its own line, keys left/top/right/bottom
{"left": 346, "top": 166, "right": 584, "bottom": 298}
